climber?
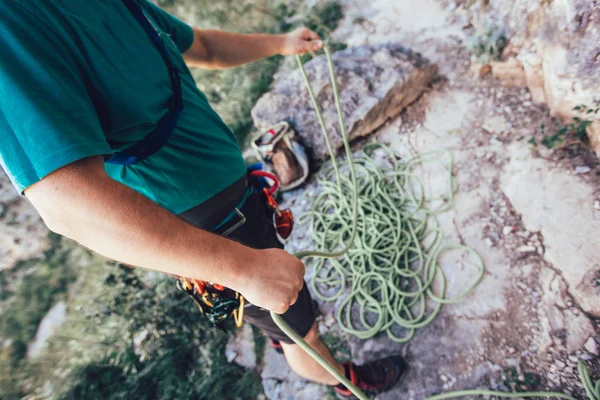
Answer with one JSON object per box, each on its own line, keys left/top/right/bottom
{"left": 0, "top": 0, "right": 405, "bottom": 397}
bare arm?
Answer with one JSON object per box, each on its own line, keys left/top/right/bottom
{"left": 183, "top": 27, "right": 323, "bottom": 69}
{"left": 25, "top": 156, "right": 305, "bottom": 314}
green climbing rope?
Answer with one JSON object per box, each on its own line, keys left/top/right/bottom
{"left": 426, "top": 361, "right": 600, "bottom": 400}
{"left": 270, "top": 46, "right": 599, "bottom": 400}
{"left": 302, "top": 143, "right": 485, "bottom": 342}
{"left": 272, "top": 45, "right": 365, "bottom": 400}
{"left": 580, "top": 360, "right": 600, "bottom": 400}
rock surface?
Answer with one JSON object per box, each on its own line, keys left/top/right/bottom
{"left": 251, "top": 44, "right": 438, "bottom": 160}
{"left": 0, "top": 172, "right": 49, "bottom": 271}
{"left": 500, "top": 143, "right": 600, "bottom": 316}
{"left": 263, "top": 0, "right": 600, "bottom": 398}
{"left": 462, "top": 0, "right": 600, "bottom": 155}
{"left": 27, "top": 301, "right": 67, "bottom": 358}
{"left": 225, "top": 323, "right": 257, "bottom": 369}
{"left": 261, "top": 347, "right": 333, "bottom": 400}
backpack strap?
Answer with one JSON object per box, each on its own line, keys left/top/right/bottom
{"left": 106, "top": 0, "right": 183, "bottom": 165}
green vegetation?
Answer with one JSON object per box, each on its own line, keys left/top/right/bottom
{"left": 466, "top": 22, "right": 507, "bottom": 63}
{"left": 501, "top": 367, "right": 543, "bottom": 393}
{"left": 530, "top": 103, "right": 599, "bottom": 149}
{"left": 157, "top": 0, "right": 346, "bottom": 146}
{"left": 252, "top": 325, "right": 267, "bottom": 367}
{"left": 1, "top": 256, "right": 264, "bottom": 400}
{"left": 0, "top": 235, "right": 74, "bottom": 354}
{"left": 58, "top": 265, "right": 262, "bottom": 400}
{"left": 0, "top": 235, "right": 78, "bottom": 398}
{"left": 463, "top": 0, "right": 490, "bottom": 8}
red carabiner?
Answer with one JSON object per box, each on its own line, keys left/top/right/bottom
{"left": 250, "top": 170, "right": 279, "bottom": 195}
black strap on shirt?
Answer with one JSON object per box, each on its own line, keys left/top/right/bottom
{"left": 106, "top": 0, "right": 183, "bottom": 165}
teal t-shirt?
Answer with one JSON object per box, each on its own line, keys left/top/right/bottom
{"left": 0, "top": 0, "right": 247, "bottom": 214}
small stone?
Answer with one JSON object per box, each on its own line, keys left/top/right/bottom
{"left": 503, "top": 226, "right": 514, "bottom": 235}
{"left": 575, "top": 166, "right": 591, "bottom": 174}
{"left": 508, "top": 347, "right": 516, "bottom": 354}
{"left": 517, "top": 281, "right": 528, "bottom": 290}
{"left": 555, "top": 360, "right": 566, "bottom": 368}
{"left": 537, "top": 247, "right": 544, "bottom": 256}
{"left": 517, "top": 245, "right": 536, "bottom": 253}
{"left": 225, "top": 349, "right": 237, "bottom": 363}
{"left": 484, "top": 238, "right": 494, "bottom": 247}
{"left": 478, "top": 64, "right": 492, "bottom": 79}
{"left": 441, "top": 375, "right": 448, "bottom": 382}
{"left": 594, "top": 200, "right": 600, "bottom": 210}
{"left": 584, "top": 338, "right": 598, "bottom": 355}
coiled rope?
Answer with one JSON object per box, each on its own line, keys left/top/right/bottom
{"left": 269, "top": 46, "right": 598, "bottom": 400}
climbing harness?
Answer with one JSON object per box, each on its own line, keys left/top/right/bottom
{"left": 268, "top": 46, "right": 599, "bottom": 400}
{"left": 177, "top": 277, "right": 245, "bottom": 328}
{"left": 107, "top": 0, "right": 183, "bottom": 166}
{"left": 250, "top": 169, "right": 295, "bottom": 240}
{"left": 177, "top": 168, "right": 294, "bottom": 329}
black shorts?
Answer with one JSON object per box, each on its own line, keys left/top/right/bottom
{"left": 179, "top": 178, "right": 316, "bottom": 344}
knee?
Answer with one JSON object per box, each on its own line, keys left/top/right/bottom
{"left": 302, "top": 322, "right": 319, "bottom": 343}
{"left": 280, "top": 322, "right": 319, "bottom": 352}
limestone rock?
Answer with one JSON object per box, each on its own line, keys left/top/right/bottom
{"left": 500, "top": 143, "right": 600, "bottom": 316}
{"left": 489, "top": 58, "right": 527, "bottom": 87}
{"left": 27, "top": 302, "right": 67, "bottom": 358}
{"left": 0, "top": 171, "right": 49, "bottom": 271}
{"left": 465, "top": 0, "right": 600, "bottom": 155}
{"left": 520, "top": 53, "right": 546, "bottom": 105}
{"left": 252, "top": 44, "right": 438, "bottom": 160}
{"left": 587, "top": 121, "right": 600, "bottom": 158}
{"left": 225, "top": 323, "right": 256, "bottom": 369}
{"left": 585, "top": 337, "right": 598, "bottom": 356}
{"left": 262, "top": 379, "right": 332, "bottom": 400}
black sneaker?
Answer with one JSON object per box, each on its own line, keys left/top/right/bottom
{"left": 334, "top": 356, "right": 407, "bottom": 399}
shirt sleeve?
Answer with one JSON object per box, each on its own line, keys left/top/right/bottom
{"left": 0, "top": 2, "right": 112, "bottom": 194}
{"left": 141, "top": 1, "right": 195, "bottom": 53}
